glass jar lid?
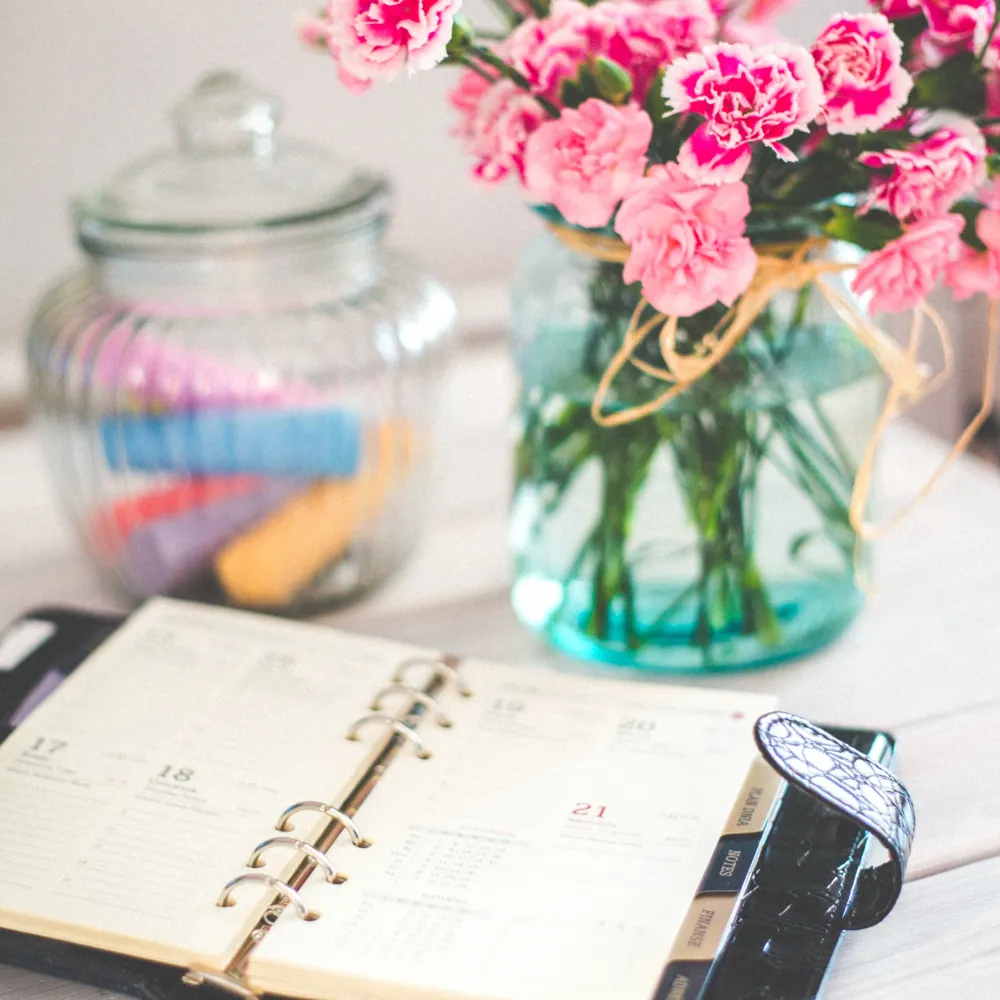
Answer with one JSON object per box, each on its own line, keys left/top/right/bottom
{"left": 75, "top": 70, "right": 388, "bottom": 255}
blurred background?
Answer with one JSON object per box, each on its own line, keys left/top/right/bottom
{"left": 1, "top": 0, "right": 990, "bottom": 442}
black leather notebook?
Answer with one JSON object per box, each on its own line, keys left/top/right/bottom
{"left": 0, "top": 601, "right": 914, "bottom": 1000}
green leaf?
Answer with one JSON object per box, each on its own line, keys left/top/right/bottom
{"left": 912, "top": 52, "right": 986, "bottom": 116}
{"left": 822, "top": 205, "right": 903, "bottom": 253}
{"left": 559, "top": 63, "right": 602, "bottom": 109}
{"left": 952, "top": 200, "right": 988, "bottom": 252}
{"left": 644, "top": 69, "right": 668, "bottom": 122}
{"left": 893, "top": 14, "right": 926, "bottom": 51}
{"left": 559, "top": 78, "right": 587, "bottom": 110}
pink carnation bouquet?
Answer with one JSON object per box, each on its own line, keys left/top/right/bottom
{"left": 302, "top": 0, "right": 1000, "bottom": 670}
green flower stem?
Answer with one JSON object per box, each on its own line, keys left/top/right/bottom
{"left": 979, "top": 9, "right": 1000, "bottom": 63}
{"left": 466, "top": 45, "right": 560, "bottom": 116}
{"left": 448, "top": 55, "right": 496, "bottom": 83}
{"left": 669, "top": 408, "right": 781, "bottom": 657}
{"left": 587, "top": 421, "right": 658, "bottom": 647}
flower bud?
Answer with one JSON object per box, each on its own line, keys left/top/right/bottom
{"left": 592, "top": 58, "right": 633, "bottom": 105}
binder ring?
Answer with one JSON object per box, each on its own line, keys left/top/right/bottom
{"left": 392, "top": 657, "right": 473, "bottom": 697}
{"left": 347, "top": 713, "right": 432, "bottom": 759}
{"left": 276, "top": 801, "right": 372, "bottom": 847}
{"left": 217, "top": 873, "right": 319, "bottom": 921}
{"left": 371, "top": 684, "right": 453, "bottom": 727}
{"left": 247, "top": 836, "right": 348, "bottom": 884}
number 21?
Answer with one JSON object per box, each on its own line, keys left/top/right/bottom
{"left": 572, "top": 802, "right": 607, "bottom": 818}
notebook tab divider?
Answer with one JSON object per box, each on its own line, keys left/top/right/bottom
{"left": 651, "top": 757, "right": 788, "bottom": 1000}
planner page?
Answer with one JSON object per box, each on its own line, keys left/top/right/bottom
{"left": 249, "top": 659, "right": 776, "bottom": 1000}
{"left": 0, "top": 598, "right": 425, "bottom": 970}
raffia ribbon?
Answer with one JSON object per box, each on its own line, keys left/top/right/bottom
{"left": 549, "top": 223, "right": 999, "bottom": 542}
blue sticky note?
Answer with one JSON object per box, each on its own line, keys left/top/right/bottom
{"left": 100, "top": 408, "right": 362, "bottom": 478}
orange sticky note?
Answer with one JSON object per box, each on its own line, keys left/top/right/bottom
{"left": 213, "top": 424, "right": 408, "bottom": 607}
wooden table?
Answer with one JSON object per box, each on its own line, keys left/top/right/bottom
{"left": 1, "top": 341, "right": 998, "bottom": 999}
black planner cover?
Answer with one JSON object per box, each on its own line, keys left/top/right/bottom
{"left": 0, "top": 607, "right": 900, "bottom": 1000}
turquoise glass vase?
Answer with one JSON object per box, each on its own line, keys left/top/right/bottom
{"left": 509, "top": 225, "right": 883, "bottom": 673}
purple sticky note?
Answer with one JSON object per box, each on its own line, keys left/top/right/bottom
{"left": 126, "top": 481, "right": 305, "bottom": 596}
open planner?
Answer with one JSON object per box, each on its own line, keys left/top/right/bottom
{"left": 0, "top": 599, "right": 916, "bottom": 1000}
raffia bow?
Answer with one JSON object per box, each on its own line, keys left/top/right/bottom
{"left": 549, "top": 223, "right": 999, "bottom": 542}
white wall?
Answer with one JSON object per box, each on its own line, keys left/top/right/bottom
{"left": 1, "top": 0, "right": 844, "bottom": 352}
{"left": 0, "top": 0, "right": 537, "bottom": 349}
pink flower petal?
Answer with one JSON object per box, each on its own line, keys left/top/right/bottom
{"left": 615, "top": 162, "right": 756, "bottom": 317}
{"left": 679, "top": 125, "right": 754, "bottom": 184}
{"left": 524, "top": 99, "right": 653, "bottom": 228}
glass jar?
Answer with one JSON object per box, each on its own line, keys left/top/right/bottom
{"left": 510, "top": 225, "right": 883, "bottom": 672}
{"left": 27, "top": 71, "right": 454, "bottom": 614}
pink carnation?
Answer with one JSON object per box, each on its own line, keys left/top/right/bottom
{"left": 919, "top": 0, "right": 995, "bottom": 47}
{"left": 852, "top": 214, "right": 965, "bottom": 314}
{"left": 860, "top": 126, "right": 987, "bottom": 223}
{"left": 812, "top": 13, "right": 913, "bottom": 136}
{"left": 504, "top": 0, "right": 716, "bottom": 104}
{"left": 744, "top": 0, "right": 801, "bottom": 18}
{"left": 662, "top": 42, "right": 823, "bottom": 184}
{"left": 614, "top": 162, "right": 757, "bottom": 317}
{"left": 524, "top": 99, "right": 652, "bottom": 228}
{"left": 603, "top": 0, "right": 718, "bottom": 102}
{"left": 708, "top": 0, "right": 796, "bottom": 15}
{"left": 503, "top": 2, "right": 600, "bottom": 101}
{"left": 449, "top": 69, "right": 494, "bottom": 138}
{"left": 326, "top": 0, "right": 461, "bottom": 90}
{"left": 466, "top": 80, "right": 547, "bottom": 184}
{"left": 946, "top": 236, "right": 1000, "bottom": 300}
{"left": 946, "top": 182, "right": 1000, "bottom": 299}
{"left": 872, "top": 0, "right": 922, "bottom": 17}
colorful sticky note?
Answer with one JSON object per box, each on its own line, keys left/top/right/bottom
{"left": 126, "top": 480, "right": 306, "bottom": 596}
{"left": 213, "top": 424, "right": 407, "bottom": 607}
{"left": 100, "top": 408, "right": 362, "bottom": 478}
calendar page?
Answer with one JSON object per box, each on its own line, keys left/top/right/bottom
{"left": 0, "top": 599, "right": 427, "bottom": 970}
{"left": 249, "top": 661, "right": 775, "bottom": 1000}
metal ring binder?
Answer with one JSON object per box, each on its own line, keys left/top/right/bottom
{"left": 276, "top": 800, "right": 372, "bottom": 847}
{"left": 392, "top": 656, "right": 473, "bottom": 697}
{"left": 183, "top": 652, "right": 469, "bottom": 995}
{"left": 247, "top": 836, "right": 348, "bottom": 884}
{"left": 217, "top": 873, "right": 318, "bottom": 921}
{"left": 347, "top": 712, "right": 433, "bottom": 758}
{"left": 370, "top": 683, "right": 453, "bottom": 727}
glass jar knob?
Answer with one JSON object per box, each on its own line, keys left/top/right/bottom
{"left": 172, "top": 70, "right": 284, "bottom": 157}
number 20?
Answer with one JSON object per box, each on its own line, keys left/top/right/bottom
{"left": 572, "top": 803, "right": 607, "bottom": 818}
